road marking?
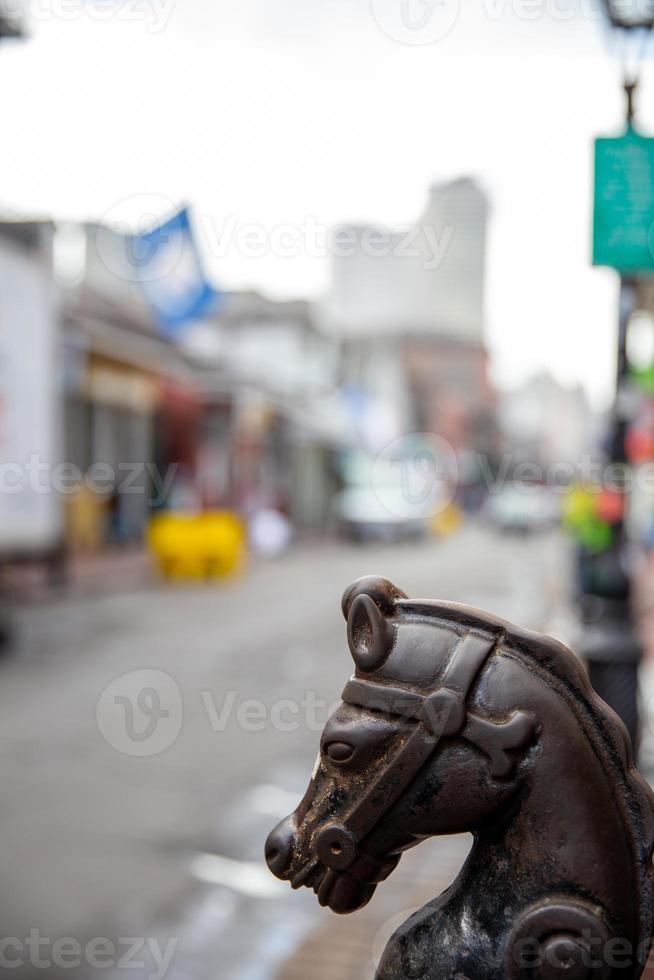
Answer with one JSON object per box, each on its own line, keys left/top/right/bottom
{"left": 188, "top": 852, "right": 286, "bottom": 898}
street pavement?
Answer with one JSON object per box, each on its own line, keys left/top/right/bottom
{"left": 0, "top": 524, "right": 577, "bottom": 980}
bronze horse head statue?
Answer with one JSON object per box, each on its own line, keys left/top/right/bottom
{"left": 266, "top": 576, "right": 654, "bottom": 978}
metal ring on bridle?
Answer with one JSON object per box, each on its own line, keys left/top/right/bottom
{"left": 315, "top": 823, "right": 358, "bottom": 871}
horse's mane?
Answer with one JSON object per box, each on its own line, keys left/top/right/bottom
{"left": 396, "top": 598, "right": 654, "bottom": 959}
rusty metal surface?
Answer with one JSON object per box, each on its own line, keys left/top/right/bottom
{"left": 266, "top": 576, "right": 654, "bottom": 978}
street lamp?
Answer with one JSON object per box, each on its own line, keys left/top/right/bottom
{"left": 577, "top": 0, "right": 654, "bottom": 748}
{"left": 0, "top": 17, "right": 19, "bottom": 37}
{"left": 0, "top": 2, "right": 22, "bottom": 40}
{"left": 601, "top": 0, "right": 654, "bottom": 29}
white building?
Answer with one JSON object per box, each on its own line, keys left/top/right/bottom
{"left": 317, "top": 178, "right": 493, "bottom": 455}
{"left": 322, "top": 177, "right": 488, "bottom": 340}
{"left": 498, "top": 373, "right": 597, "bottom": 468}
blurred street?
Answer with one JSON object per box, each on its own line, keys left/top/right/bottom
{"left": 3, "top": 3, "right": 654, "bottom": 979}
{"left": 0, "top": 525, "right": 574, "bottom": 980}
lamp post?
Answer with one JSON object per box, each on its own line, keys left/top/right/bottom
{"left": 0, "top": 16, "right": 20, "bottom": 38}
{"left": 580, "top": 3, "right": 654, "bottom": 748}
{"left": 0, "top": 1, "right": 22, "bottom": 40}
{"left": 579, "top": 268, "right": 640, "bottom": 748}
{"left": 600, "top": 0, "right": 654, "bottom": 29}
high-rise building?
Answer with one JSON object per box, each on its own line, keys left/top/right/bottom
{"left": 417, "top": 177, "right": 487, "bottom": 339}
{"left": 322, "top": 177, "right": 488, "bottom": 340}
{"left": 320, "top": 179, "right": 494, "bottom": 455}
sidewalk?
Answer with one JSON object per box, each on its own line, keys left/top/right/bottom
{"left": 4, "top": 545, "right": 155, "bottom": 603}
{"left": 66, "top": 545, "right": 155, "bottom": 594}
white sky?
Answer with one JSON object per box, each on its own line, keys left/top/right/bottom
{"left": 1, "top": 0, "right": 652, "bottom": 406}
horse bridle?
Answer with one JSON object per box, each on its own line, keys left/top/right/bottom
{"left": 314, "top": 628, "right": 535, "bottom": 874}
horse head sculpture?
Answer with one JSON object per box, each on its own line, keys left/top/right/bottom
{"left": 266, "top": 576, "right": 654, "bottom": 979}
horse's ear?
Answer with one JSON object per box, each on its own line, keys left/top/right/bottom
{"left": 347, "top": 593, "right": 395, "bottom": 674}
{"left": 341, "top": 576, "right": 407, "bottom": 620}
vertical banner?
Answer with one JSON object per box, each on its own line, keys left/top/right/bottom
{"left": 593, "top": 128, "right": 654, "bottom": 273}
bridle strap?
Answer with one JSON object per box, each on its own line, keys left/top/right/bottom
{"left": 314, "top": 631, "right": 500, "bottom": 872}
{"left": 340, "top": 679, "right": 423, "bottom": 720}
{"left": 342, "top": 631, "right": 498, "bottom": 734}
{"left": 339, "top": 725, "right": 440, "bottom": 840}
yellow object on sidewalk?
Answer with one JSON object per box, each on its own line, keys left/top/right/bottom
{"left": 64, "top": 487, "right": 110, "bottom": 554}
{"left": 430, "top": 503, "right": 462, "bottom": 537}
{"left": 148, "top": 511, "right": 246, "bottom": 580}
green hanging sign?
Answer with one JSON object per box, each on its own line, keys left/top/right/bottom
{"left": 593, "top": 127, "right": 654, "bottom": 273}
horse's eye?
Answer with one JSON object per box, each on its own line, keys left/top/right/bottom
{"left": 324, "top": 741, "right": 355, "bottom": 764}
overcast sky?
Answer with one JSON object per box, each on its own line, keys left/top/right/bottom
{"left": 1, "top": 0, "right": 652, "bottom": 406}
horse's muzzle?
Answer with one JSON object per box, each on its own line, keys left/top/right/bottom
{"left": 265, "top": 814, "right": 297, "bottom": 879}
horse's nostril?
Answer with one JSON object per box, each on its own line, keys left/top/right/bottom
{"left": 265, "top": 816, "right": 296, "bottom": 879}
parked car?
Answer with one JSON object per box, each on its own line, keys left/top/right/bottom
{"left": 484, "top": 484, "right": 560, "bottom": 533}
{"left": 335, "top": 485, "right": 429, "bottom": 542}
{"left": 335, "top": 450, "right": 446, "bottom": 542}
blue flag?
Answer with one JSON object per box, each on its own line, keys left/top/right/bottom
{"left": 129, "top": 207, "right": 220, "bottom": 338}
